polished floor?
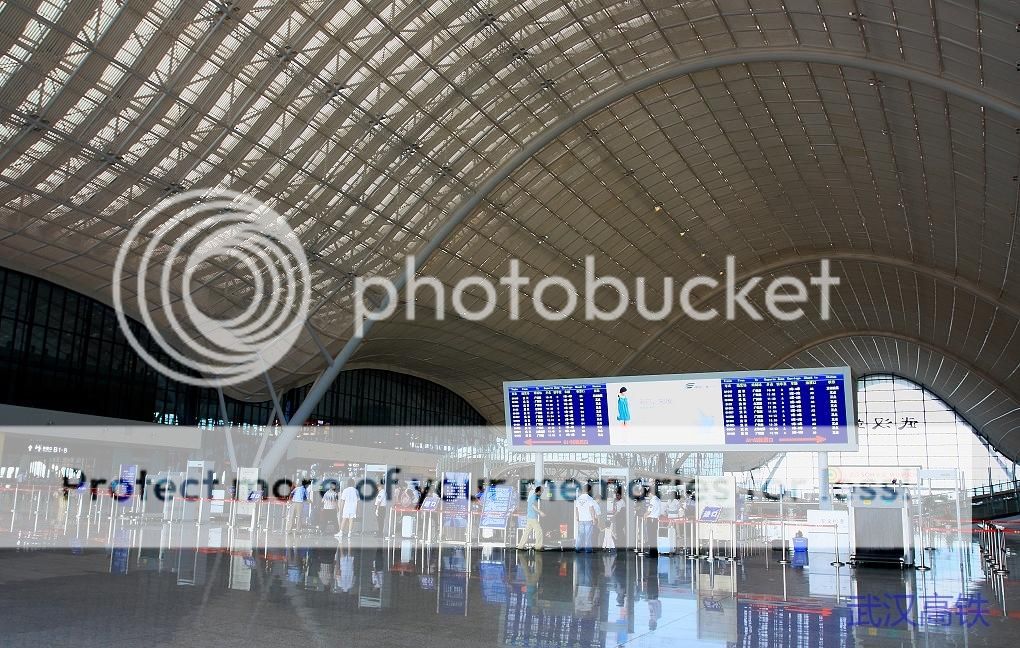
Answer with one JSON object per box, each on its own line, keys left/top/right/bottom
{"left": 0, "top": 529, "right": 1016, "bottom": 648}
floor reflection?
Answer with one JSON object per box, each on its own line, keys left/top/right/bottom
{"left": 0, "top": 529, "right": 1016, "bottom": 647}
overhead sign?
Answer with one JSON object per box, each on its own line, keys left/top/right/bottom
{"left": 918, "top": 468, "right": 960, "bottom": 481}
{"left": 829, "top": 465, "right": 918, "bottom": 485}
{"left": 504, "top": 367, "right": 856, "bottom": 451}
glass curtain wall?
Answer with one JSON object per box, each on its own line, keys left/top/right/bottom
{"left": 756, "top": 374, "right": 1017, "bottom": 492}
{"left": 0, "top": 266, "right": 487, "bottom": 453}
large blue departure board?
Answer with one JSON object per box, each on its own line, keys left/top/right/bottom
{"left": 504, "top": 367, "right": 856, "bottom": 452}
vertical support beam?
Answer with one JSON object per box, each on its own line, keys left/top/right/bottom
{"left": 252, "top": 408, "right": 279, "bottom": 469}
{"left": 216, "top": 387, "right": 237, "bottom": 472}
{"left": 305, "top": 321, "right": 334, "bottom": 365}
{"left": 254, "top": 372, "right": 288, "bottom": 467}
{"left": 763, "top": 454, "right": 785, "bottom": 497}
{"left": 818, "top": 452, "right": 832, "bottom": 511}
{"left": 674, "top": 452, "right": 690, "bottom": 475}
{"left": 535, "top": 454, "right": 544, "bottom": 485}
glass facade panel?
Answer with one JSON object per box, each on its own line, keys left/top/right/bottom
{"left": 0, "top": 266, "right": 487, "bottom": 453}
{"left": 765, "top": 374, "right": 1017, "bottom": 490}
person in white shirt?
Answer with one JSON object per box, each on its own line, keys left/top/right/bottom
{"left": 337, "top": 479, "right": 360, "bottom": 539}
{"left": 666, "top": 490, "right": 682, "bottom": 518}
{"left": 374, "top": 486, "right": 389, "bottom": 537}
{"left": 641, "top": 485, "right": 662, "bottom": 555}
{"left": 574, "top": 484, "right": 601, "bottom": 552}
{"left": 334, "top": 546, "right": 355, "bottom": 592}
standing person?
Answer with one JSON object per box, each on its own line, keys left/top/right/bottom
{"left": 338, "top": 479, "right": 359, "bottom": 540}
{"left": 666, "top": 490, "right": 682, "bottom": 519}
{"left": 398, "top": 483, "right": 414, "bottom": 509}
{"left": 641, "top": 485, "right": 662, "bottom": 556}
{"left": 574, "top": 484, "right": 600, "bottom": 552}
{"left": 321, "top": 482, "right": 338, "bottom": 533}
{"left": 517, "top": 485, "right": 544, "bottom": 550}
{"left": 374, "top": 483, "right": 388, "bottom": 537}
{"left": 410, "top": 481, "right": 423, "bottom": 509}
{"left": 304, "top": 480, "right": 317, "bottom": 529}
{"left": 604, "top": 486, "right": 625, "bottom": 550}
{"left": 286, "top": 479, "right": 308, "bottom": 534}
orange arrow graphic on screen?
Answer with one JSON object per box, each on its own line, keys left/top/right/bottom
{"left": 778, "top": 435, "right": 827, "bottom": 443}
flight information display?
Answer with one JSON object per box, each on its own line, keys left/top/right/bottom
{"left": 504, "top": 367, "right": 855, "bottom": 452}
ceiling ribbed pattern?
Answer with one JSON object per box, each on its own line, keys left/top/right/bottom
{"left": 0, "top": 1, "right": 1017, "bottom": 457}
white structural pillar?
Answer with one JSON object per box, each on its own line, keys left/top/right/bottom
{"left": 818, "top": 452, "right": 832, "bottom": 510}
{"left": 535, "top": 454, "right": 544, "bottom": 485}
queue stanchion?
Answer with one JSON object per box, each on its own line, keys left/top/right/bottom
{"left": 265, "top": 499, "right": 276, "bottom": 533}
{"left": 777, "top": 518, "right": 791, "bottom": 564}
{"left": 99, "top": 492, "right": 110, "bottom": 531}
{"left": 985, "top": 524, "right": 999, "bottom": 572}
{"left": 830, "top": 522, "right": 846, "bottom": 567}
{"left": 726, "top": 521, "right": 738, "bottom": 562}
{"left": 691, "top": 518, "right": 704, "bottom": 558}
{"left": 33, "top": 487, "right": 42, "bottom": 533}
{"left": 691, "top": 518, "right": 706, "bottom": 560}
{"left": 915, "top": 510, "right": 932, "bottom": 572}
{"left": 8, "top": 484, "right": 18, "bottom": 532}
{"left": 992, "top": 524, "right": 1010, "bottom": 575}
{"left": 980, "top": 523, "right": 992, "bottom": 565}
{"left": 685, "top": 518, "right": 698, "bottom": 561}
{"left": 921, "top": 494, "right": 935, "bottom": 552}
{"left": 915, "top": 546, "right": 931, "bottom": 571}
{"left": 702, "top": 524, "right": 714, "bottom": 562}
{"left": 386, "top": 504, "right": 395, "bottom": 541}
{"left": 915, "top": 495, "right": 933, "bottom": 568}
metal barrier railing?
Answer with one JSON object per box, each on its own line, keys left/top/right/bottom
{"left": 978, "top": 521, "right": 1010, "bottom": 575}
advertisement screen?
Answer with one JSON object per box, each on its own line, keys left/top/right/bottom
{"left": 504, "top": 367, "right": 856, "bottom": 452}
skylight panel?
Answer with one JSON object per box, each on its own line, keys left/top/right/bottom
{"left": 0, "top": 16, "right": 54, "bottom": 89}
{"left": 77, "top": 0, "right": 120, "bottom": 48}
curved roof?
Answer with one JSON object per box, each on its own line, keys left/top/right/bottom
{"left": 0, "top": 1, "right": 1017, "bottom": 458}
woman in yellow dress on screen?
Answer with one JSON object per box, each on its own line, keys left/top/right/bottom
{"left": 617, "top": 387, "right": 631, "bottom": 426}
